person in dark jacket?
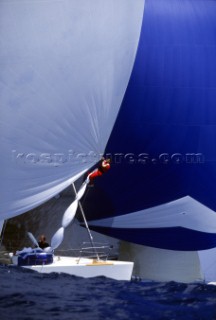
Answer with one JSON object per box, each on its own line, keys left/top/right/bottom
{"left": 38, "top": 235, "right": 49, "bottom": 249}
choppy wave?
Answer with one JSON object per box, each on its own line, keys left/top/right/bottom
{"left": 0, "top": 265, "right": 216, "bottom": 320}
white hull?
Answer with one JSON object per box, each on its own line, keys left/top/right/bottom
{"left": 119, "top": 241, "right": 216, "bottom": 284}
{"left": 12, "top": 255, "right": 134, "bottom": 281}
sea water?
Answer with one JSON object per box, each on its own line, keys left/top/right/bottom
{"left": 0, "top": 265, "right": 216, "bottom": 320}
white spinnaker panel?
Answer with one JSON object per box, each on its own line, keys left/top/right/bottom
{"left": 88, "top": 196, "right": 216, "bottom": 233}
{"left": 0, "top": 0, "right": 144, "bottom": 220}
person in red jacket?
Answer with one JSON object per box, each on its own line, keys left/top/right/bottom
{"left": 87, "top": 158, "right": 111, "bottom": 184}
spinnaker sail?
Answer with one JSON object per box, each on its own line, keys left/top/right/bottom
{"left": 0, "top": 0, "right": 144, "bottom": 220}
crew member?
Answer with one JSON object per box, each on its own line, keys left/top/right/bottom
{"left": 38, "top": 235, "right": 49, "bottom": 249}
{"left": 88, "top": 158, "right": 111, "bottom": 183}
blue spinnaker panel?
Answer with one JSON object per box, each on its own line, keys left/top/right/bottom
{"left": 83, "top": 0, "right": 216, "bottom": 250}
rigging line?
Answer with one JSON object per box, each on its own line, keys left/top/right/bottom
{"left": 81, "top": 184, "right": 91, "bottom": 207}
{"left": 72, "top": 182, "right": 99, "bottom": 260}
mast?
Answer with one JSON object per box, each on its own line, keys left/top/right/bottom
{"left": 0, "top": 220, "right": 6, "bottom": 247}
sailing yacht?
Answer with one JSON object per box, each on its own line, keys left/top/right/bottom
{"left": 1, "top": 0, "right": 216, "bottom": 283}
